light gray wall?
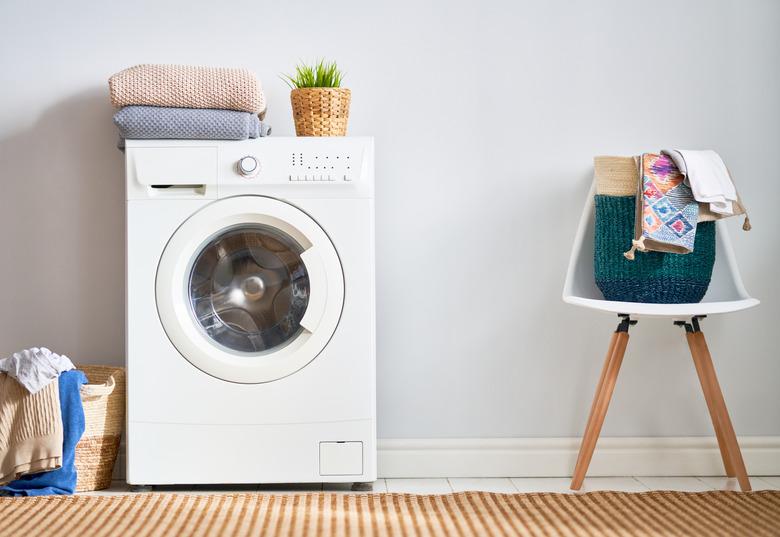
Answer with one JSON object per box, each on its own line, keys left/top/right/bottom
{"left": 1, "top": 0, "right": 778, "bottom": 439}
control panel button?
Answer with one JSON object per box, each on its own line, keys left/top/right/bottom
{"left": 237, "top": 156, "right": 259, "bottom": 177}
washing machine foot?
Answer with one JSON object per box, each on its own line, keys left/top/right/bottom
{"left": 130, "top": 484, "right": 154, "bottom": 493}
{"left": 350, "top": 482, "right": 373, "bottom": 492}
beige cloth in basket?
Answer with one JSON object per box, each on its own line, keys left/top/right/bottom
{"left": 0, "top": 373, "right": 63, "bottom": 485}
{"left": 109, "top": 64, "right": 267, "bottom": 115}
{"left": 594, "top": 155, "right": 750, "bottom": 225}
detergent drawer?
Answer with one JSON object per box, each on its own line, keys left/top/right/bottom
{"left": 126, "top": 146, "right": 218, "bottom": 199}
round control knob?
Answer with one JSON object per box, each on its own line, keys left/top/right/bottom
{"left": 237, "top": 156, "right": 259, "bottom": 177}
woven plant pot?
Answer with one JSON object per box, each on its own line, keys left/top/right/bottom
{"left": 594, "top": 195, "right": 716, "bottom": 303}
{"left": 74, "top": 365, "right": 126, "bottom": 492}
{"left": 290, "top": 88, "right": 351, "bottom": 136}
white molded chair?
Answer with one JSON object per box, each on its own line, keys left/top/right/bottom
{"left": 562, "top": 182, "right": 759, "bottom": 491}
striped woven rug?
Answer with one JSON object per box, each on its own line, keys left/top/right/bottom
{"left": 0, "top": 491, "right": 778, "bottom": 536}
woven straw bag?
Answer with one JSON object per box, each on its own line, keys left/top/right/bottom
{"left": 592, "top": 156, "right": 716, "bottom": 304}
{"left": 290, "top": 88, "right": 351, "bottom": 136}
{"left": 74, "top": 365, "right": 125, "bottom": 492}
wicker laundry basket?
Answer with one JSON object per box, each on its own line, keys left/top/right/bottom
{"left": 290, "top": 87, "right": 351, "bottom": 136}
{"left": 592, "top": 156, "right": 716, "bottom": 304}
{"left": 74, "top": 365, "right": 125, "bottom": 492}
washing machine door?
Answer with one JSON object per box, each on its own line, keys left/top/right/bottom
{"left": 156, "top": 196, "right": 344, "bottom": 383}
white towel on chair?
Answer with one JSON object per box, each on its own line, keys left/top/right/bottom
{"left": 661, "top": 149, "right": 737, "bottom": 215}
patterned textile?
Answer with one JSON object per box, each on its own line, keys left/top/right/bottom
{"left": 624, "top": 153, "right": 699, "bottom": 259}
{"left": 109, "top": 64, "right": 266, "bottom": 115}
{"left": 113, "top": 106, "right": 271, "bottom": 141}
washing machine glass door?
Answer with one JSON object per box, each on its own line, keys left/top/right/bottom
{"left": 188, "top": 223, "right": 309, "bottom": 354}
{"left": 156, "top": 196, "right": 344, "bottom": 383}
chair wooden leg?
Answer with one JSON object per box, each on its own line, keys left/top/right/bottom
{"left": 570, "top": 332, "right": 617, "bottom": 486}
{"left": 587, "top": 331, "right": 618, "bottom": 422}
{"left": 685, "top": 331, "right": 736, "bottom": 477}
{"left": 692, "top": 330, "right": 751, "bottom": 491}
{"left": 570, "top": 323, "right": 630, "bottom": 490}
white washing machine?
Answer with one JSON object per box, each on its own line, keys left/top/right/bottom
{"left": 124, "top": 137, "right": 375, "bottom": 487}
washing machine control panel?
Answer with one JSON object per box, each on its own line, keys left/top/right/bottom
{"left": 125, "top": 137, "right": 373, "bottom": 200}
{"left": 287, "top": 150, "right": 355, "bottom": 182}
{"left": 221, "top": 138, "right": 368, "bottom": 186}
{"left": 231, "top": 152, "right": 358, "bottom": 182}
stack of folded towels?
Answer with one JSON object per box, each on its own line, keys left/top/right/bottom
{"left": 109, "top": 64, "right": 270, "bottom": 145}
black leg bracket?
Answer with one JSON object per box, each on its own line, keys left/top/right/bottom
{"left": 616, "top": 314, "right": 638, "bottom": 333}
{"left": 674, "top": 315, "right": 707, "bottom": 333}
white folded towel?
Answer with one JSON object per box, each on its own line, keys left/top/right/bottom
{"left": 661, "top": 149, "right": 737, "bottom": 215}
{"left": 0, "top": 347, "right": 75, "bottom": 394}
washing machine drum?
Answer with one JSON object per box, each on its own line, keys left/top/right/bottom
{"left": 156, "top": 196, "right": 344, "bottom": 383}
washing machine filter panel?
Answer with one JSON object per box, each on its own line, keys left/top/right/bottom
{"left": 188, "top": 224, "right": 310, "bottom": 354}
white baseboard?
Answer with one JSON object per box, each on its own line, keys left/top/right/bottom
{"left": 377, "top": 437, "right": 780, "bottom": 478}
{"left": 112, "top": 436, "right": 780, "bottom": 480}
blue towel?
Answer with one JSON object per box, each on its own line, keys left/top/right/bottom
{"left": 0, "top": 370, "right": 87, "bottom": 496}
{"left": 113, "top": 105, "right": 272, "bottom": 141}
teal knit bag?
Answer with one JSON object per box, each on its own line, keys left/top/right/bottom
{"left": 594, "top": 195, "right": 716, "bottom": 303}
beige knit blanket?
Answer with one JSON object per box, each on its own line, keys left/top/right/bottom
{"left": 109, "top": 64, "right": 267, "bottom": 115}
{"left": 0, "top": 373, "right": 62, "bottom": 484}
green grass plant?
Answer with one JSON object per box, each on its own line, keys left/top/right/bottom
{"left": 282, "top": 59, "right": 345, "bottom": 89}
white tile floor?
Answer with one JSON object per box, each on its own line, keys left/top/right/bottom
{"left": 87, "top": 476, "right": 780, "bottom": 496}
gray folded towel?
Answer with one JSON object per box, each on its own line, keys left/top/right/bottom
{"left": 113, "top": 105, "right": 271, "bottom": 141}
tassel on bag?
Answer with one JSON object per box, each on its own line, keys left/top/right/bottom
{"left": 623, "top": 237, "right": 646, "bottom": 261}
